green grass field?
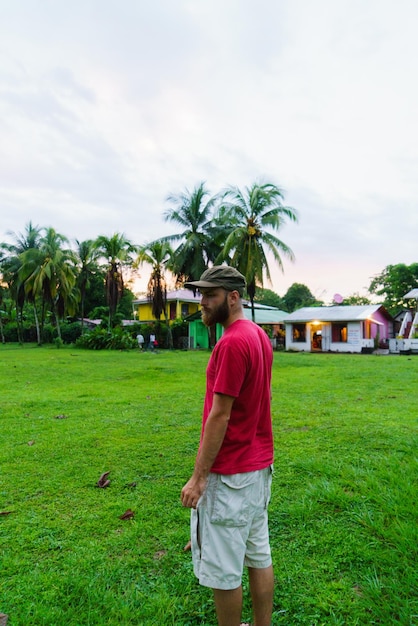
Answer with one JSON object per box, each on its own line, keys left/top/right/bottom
{"left": 0, "top": 345, "right": 417, "bottom": 625}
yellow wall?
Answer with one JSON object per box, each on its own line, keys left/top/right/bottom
{"left": 134, "top": 299, "right": 199, "bottom": 322}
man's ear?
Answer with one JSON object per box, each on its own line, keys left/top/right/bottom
{"left": 228, "top": 290, "right": 240, "bottom": 306}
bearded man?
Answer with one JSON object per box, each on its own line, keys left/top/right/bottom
{"left": 181, "top": 266, "right": 274, "bottom": 626}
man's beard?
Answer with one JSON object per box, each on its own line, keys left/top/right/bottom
{"left": 201, "top": 294, "right": 230, "bottom": 327}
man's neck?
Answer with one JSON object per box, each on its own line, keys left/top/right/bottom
{"left": 223, "top": 309, "right": 245, "bottom": 330}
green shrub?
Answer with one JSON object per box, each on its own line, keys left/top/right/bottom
{"left": 75, "top": 326, "right": 137, "bottom": 350}
{"left": 3, "top": 322, "right": 18, "bottom": 342}
{"left": 60, "top": 321, "right": 83, "bottom": 344}
{"left": 41, "top": 324, "right": 56, "bottom": 343}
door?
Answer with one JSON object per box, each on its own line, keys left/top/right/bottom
{"left": 321, "top": 324, "right": 331, "bottom": 351}
{"left": 311, "top": 325, "right": 322, "bottom": 351}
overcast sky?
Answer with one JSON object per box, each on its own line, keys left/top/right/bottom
{"left": 1, "top": 0, "right": 417, "bottom": 302}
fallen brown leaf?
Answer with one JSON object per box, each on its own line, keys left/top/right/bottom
{"left": 0, "top": 511, "right": 12, "bottom": 516}
{"left": 96, "top": 471, "right": 111, "bottom": 488}
{"left": 27, "top": 440, "right": 35, "bottom": 446}
{"left": 0, "top": 613, "right": 8, "bottom": 626}
{"left": 119, "top": 509, "right": 134, "bottom": 520}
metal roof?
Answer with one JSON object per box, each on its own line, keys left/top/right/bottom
{"left": 185, "top": 305, "right": 288, "bottom": 325}
{"left": 404, "top": 288, "right": 418, "bottom": 299}
{"left": 242, "top": 308, "right": 288, "bottom": 324}
{"left": 133, "top": 289, "right": 201, "bottom": 305}
{"left": 284, "top": 305, "right": 390, "bottom": 323}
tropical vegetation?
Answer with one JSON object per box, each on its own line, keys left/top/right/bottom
{"left": 1, "top": 179, "right": 417, "bottom": 346}
{"left": 214, "top": 182, "right": 298, "bottom": 320}
{"left": 159, "top": 182, "right": 222, "bottom": 284}
{"left": 135, "top": 241, "right": 174, "bottom": 349}
{"left": 94, "top": 233, "right": 137, "bottom": 329}
{"left": 369, "top": 263, "right": 418, "bottom": 315}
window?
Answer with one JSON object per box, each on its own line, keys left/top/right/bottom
{"left": 181, "top": 303, "right": 189, "bottom": 318}
{"left": 332, "top": 323, "right": 347, "bottom": 342}
{"left": 292, "top": 323, "right": 306, "bottom": 342}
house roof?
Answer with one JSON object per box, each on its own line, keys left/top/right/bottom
{"left": 242, "top": 304, "right": 288, "bottom": 324}
{"left": 404, "top": 288, "right": 418, "bottom": 299}
{"left": 284, "top": 305, "right": 392, "bottom": 323}
{"left": 185, "top": 304, "right": 288, "bottom": 325}
{"left": 133, "top": 289, "right": 201, "bottom": 305}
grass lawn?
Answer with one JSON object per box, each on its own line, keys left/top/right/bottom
{"left": 0, "top": 345, "right": 417, "bottom": 625}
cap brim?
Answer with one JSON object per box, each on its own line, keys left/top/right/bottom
{"left": 184, "top": 280, "right": 218, "bottom": 289}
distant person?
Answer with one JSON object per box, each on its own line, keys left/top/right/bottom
{"left": 181, "top": 266, "right": 274, "bottom": 626}
{"left": 149, "top": 333, "right": 156, "bottom": 351}
{"left": 136, "top": 333, "right": 144, "bottom": 350}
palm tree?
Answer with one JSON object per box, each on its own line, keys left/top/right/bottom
{"left": 217, "top": 181, "right": 298, "bottom": 320}
{"left": 136, "top": 241, "right": 174, "bottom": 348}
{"left": 4, "top": 221, "right": 42, "bottom": 253}
{"left": 159, "top": 182, "right": 221, "bottom": 284}
{"left": 1, "top": 222, "right": 42, "bottom": 343}
{"left": 19, "top": 228, "right": 78, "bottom": 340}
{"left": 1, "top": 253, "right": 26, "bottom": 343}
{"left": 94, "top": 233, "right": 136, "bottom": 328}
{"left": 74, "top": 239, "right": 101, "bottom": 334}
{"left": 0, "top": 284, "right": 5, "bottom": 344}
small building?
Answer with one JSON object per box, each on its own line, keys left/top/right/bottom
{"left": 284, "top": 305, "right": 393, "bottom": 353}
{"left": 389, "top": 288, "right": 418, "bottom": 354}
{"left": 186, "top": 303, "right": 288, "bottom": 350}
{"left": 132, "top": 289, "right": 201, "bottom": 323}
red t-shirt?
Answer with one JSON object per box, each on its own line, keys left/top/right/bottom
{"left": 200, "top": 318, "right": 274, "bottom": 474}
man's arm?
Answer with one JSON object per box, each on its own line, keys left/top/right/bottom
{"left": 181, "top": 392, "right": 235, "bottom": 509}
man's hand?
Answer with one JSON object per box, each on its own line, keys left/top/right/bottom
{"left": 181, "top": 475, "right": 207, "bottom": 509}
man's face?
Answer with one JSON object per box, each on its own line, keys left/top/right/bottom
{"left": 200, "top": 288, "right": 230, "bottom": 327}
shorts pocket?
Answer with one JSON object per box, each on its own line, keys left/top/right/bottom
{"left": 264, "top": 465, "right": 273, "bottom": 509}
{"left": 191, "top": 508, "right": 201, "bottom": 557}
{"left": 210, "top": 473, "right": 257, "bottom": 527}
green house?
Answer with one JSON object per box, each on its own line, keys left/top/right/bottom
{"left": 185, "top": 304, "right": 288, "bottom": 349}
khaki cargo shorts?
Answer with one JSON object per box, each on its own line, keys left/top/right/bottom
{"left": 191, "top": 465, "right": 273, "bottom": 590}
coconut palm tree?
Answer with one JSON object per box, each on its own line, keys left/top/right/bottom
{"left": 217, "top": 181, "right": 298, "bottom": 320}
{"left": 19, "top": 228, "right": 78, "bottom": 340}
{"left": 1, "top": 222, "right": 42, "bottom": 343}
{"left": 74, "top": 239, "right": 101, "bottom": 334}
{"left": 136, "top": 241, "right": 172, "bottom": 320}
{"left": 4, "top": 221, "right": 42, "bottom": 254}
{"left": 136, "top": 240, "right": 174, "bottom": 348}
{"left": 94, "top": 233, "right": 136, "bottom": 328}
{"left": 0, "top": 284, "right": 5, "bottom": 344}
{"left": 1, "top": 253, "right": 26, "bottom": 343}
{"left": 159, "top": 182, "right": 221, "bottom": 284}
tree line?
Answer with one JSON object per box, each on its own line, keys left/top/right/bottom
{"left": 0, "top": 181, "right": 298, "bottom": 344}
{"left": 1, "top": 179, "right": 417, "bottom": 346}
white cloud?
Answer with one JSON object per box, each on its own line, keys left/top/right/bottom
{"left": 0, "top": 0, "right": 417, "bottom": 301}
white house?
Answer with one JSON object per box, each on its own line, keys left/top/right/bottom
{"left": 284, "top": 305, "right": 393, "bottom": 353}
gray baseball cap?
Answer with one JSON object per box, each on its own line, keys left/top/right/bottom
{"left": 185, "top": 266, "right": 246, "bottom": 296}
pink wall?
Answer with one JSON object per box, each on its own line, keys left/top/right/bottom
{"left": 369, "top": 308, "right": 392, "bottom": 340}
